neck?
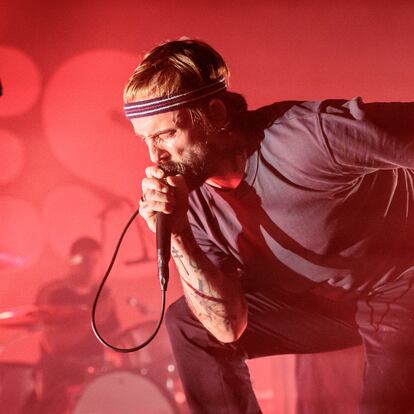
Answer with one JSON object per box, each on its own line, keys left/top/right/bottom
{"left": 206, "top": 152, "right": 246, "bottom": 189}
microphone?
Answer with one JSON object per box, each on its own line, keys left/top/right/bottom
{"left": 156, "top": 212, "right": 171, "bottom": 291}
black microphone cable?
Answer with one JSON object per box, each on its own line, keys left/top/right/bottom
{"left": 91, "top": 205, "right": 169, "bottom": 353}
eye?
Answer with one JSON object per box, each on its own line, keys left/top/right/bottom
{"left": 159, "top": 130, "right": 177, "bottom": 141}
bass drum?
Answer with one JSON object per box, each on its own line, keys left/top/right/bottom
{"left": 117, "top": 320, "right": 178, "bottom": 389}
{"left": 117, "top": 321, "right": 173, "bottom": 370}
{"left": 71, "top": 370, "right": 179, "bottom": 414}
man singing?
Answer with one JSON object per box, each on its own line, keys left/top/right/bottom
{"left": 123, "top": 39, "right": 414, "bottom": 413}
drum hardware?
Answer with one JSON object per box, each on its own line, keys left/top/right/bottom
{"left": 166, "top": 377, "right": 174, "bottom": 391}
{"left": 0, "top": 304, "right": 89, "bottom": 329}
{"left": 0, "top": 304, "right": 102, "bottom": 413}
{"left": 0, "top": 306, "right": 189, "bottom": 413}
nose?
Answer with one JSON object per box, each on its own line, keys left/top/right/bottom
{"left": 148, "top": 141, "right": 169, "bottom": 164}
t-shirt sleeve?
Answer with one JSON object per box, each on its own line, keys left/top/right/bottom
{"left": 319, "top": 97, "right": 414, "bottom": 172}
{"left": 187, "top": 204, "right": 241, "bottom": 277}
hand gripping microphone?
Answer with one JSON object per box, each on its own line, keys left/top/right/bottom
{"left": 156, "top": 212, "right": 171, "bottom": 291}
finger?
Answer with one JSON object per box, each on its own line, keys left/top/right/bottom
{"left": 140, "top": 190, "right": 176, "bottom": 211}
{"left": 142, "top": 199, "right": 175, "bottom": 214}
{"left": 144, "top": 189, "right": 175, "bottom": 204}
{"left": 166, "top": 174, "right": 187, "bottom": 188}
{"left": 145, "top": 166, "right": 165, "bottom": 179}
{"left": 139, "top": 203, "right": 156, "bottom": 220}
{"left": 142, "top": 177, "right": 170, "bottom": 194}
{"left": 166, "top": 176, "right": 189, "bottom": 200}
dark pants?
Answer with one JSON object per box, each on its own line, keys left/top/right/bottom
{"left": 165, "top": 269, "right": 414, "bottom": 414}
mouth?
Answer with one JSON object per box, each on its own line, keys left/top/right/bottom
{"left": 158, "top": 161, "right": 206, "bottom": 190}
{"left": 158, "top": 161, "right": 185, "bottom": 176}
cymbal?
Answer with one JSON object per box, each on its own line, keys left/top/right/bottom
{"left": 0, "top": 305, "right": 88, "bottom": 329}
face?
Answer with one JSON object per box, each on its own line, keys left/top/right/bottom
{"left": 131, "top": 109, "right": 218, "bottom": 186}
{"left": 70, "top": 250, "right": 102, "bottom": 285}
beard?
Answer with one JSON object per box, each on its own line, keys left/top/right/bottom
{"left": 158, "top": 139, "right": 217, "bottom": 190}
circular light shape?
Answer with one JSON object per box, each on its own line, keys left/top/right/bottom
{"left": 42, "top": 50, "right": 144, "bottom": 197}
{"left": 0, "top": 46, "right": 41, "bottom": 117}
{"left": 0, "top": 197, "right": 44, "bottom": 271}
{"left": 0, "top": 130, "right": 25, "bottom": 184}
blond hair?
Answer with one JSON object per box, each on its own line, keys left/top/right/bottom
{"left": 124, "top": 39, "right": 248, "bottom": 136}
{"left": 124, "top": 39, "right": 229, "bottom": 103}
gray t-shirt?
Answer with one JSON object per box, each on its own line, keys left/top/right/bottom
{"left": 187, "top": 97, "right": 414, "bottom": 299}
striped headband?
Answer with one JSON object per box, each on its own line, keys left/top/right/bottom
{"left": 124, "top": 76, "right": 227, "bottom": 119}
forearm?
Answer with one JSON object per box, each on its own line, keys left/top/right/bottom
{"left": 138, "top": 168, "right": 247, "bottom": 342}
{"left": 171, "top": 227, "right": 247, "bottom": 343}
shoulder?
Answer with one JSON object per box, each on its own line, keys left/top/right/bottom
{"left": 252, "top": 99, "right": 362, "bottom": 183}
{"left": 253, "top": 97, "right": 370, "bottom": 154}
{"left": 252, "top": 98, "right": 357, "bottom": 128}
{"left": 35, "top": 278, "right": 70, "bottom": 305}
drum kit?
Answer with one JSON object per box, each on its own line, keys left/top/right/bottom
{"left": 0, "top": 305, "right": 189, "bottom": 414}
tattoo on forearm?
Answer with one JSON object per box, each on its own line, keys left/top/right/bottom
{"left": 185, "top": 290, "right": 233, "bottom": 332}
{"left": 172, "top": 246, "right": 190, "bottom": 275}
{"left": 189, "top": 257, "right": 200, "bottom": 271}
{"left": 198, "top": 279, "right": 204, "bottom": 292}
{"left": 172, "top": 240, "right": 240, "bottom": 336}
{"left": 181, "top": 274, "right": 225, "bottom": 304}
{"left": 171, "top": 246, "right": 183, "bottom": 260}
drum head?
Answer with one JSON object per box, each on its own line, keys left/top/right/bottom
{"left": 117, "top": 321, "right": 173, "bottom": 369}
{"left": 72, "top": 370, "right": 177, "bottom": 414}
{"left": 116, "top": 321, "right": 176, "bottom": 386}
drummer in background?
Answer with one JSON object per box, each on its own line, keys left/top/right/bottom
{"left": 28, "top": 237, "right": 119, "bottom": 413}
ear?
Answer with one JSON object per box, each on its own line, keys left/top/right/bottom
{"left": 208, "top": 98, "right": 227, "bottom": 128}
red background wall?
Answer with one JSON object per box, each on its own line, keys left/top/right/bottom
{"left": 0, "top": 1, "right": 413, "bottom": 412}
